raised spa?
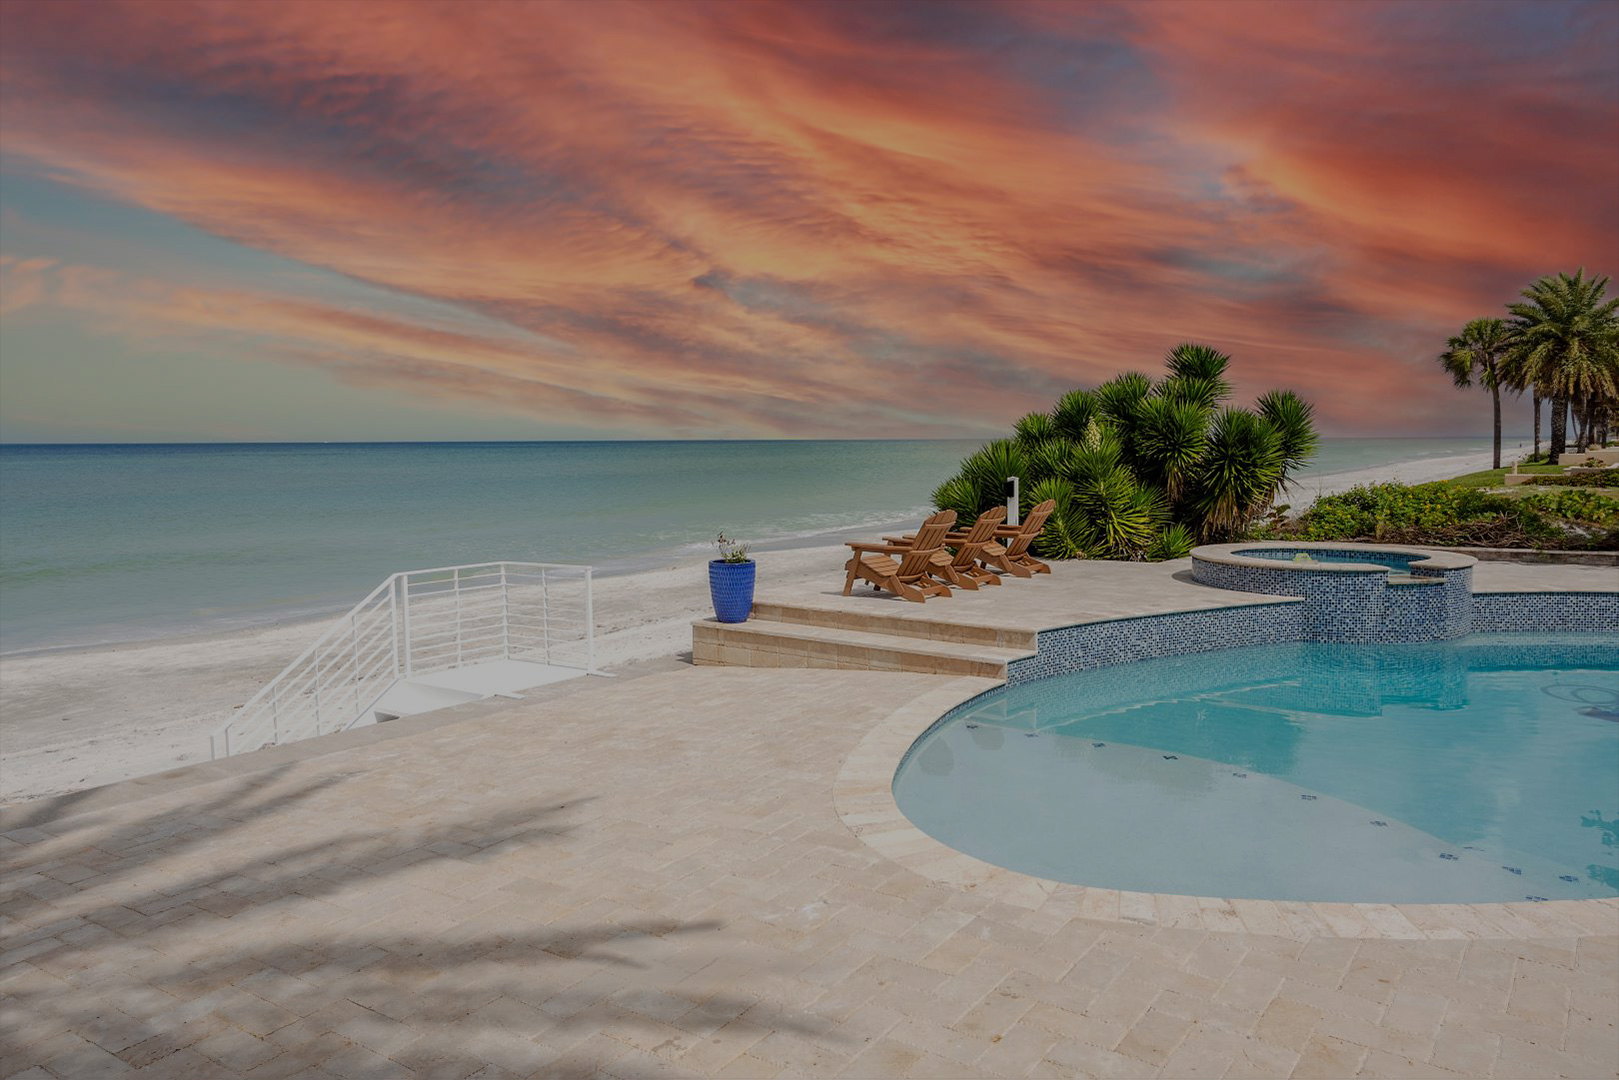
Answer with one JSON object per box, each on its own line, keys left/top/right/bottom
{"left": 1190, "top": 541, "right": 1475, "bottom": 643}
{"left": 892, "top": 634, "right": 1619, "bottom": 904}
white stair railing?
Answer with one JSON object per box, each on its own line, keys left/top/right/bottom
{"left": 211, "top": 561, "right": 594, "bottom": 759}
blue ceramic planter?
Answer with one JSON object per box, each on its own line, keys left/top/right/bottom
{"left": 709, "top": 559, "right": 756, "bottom": 623}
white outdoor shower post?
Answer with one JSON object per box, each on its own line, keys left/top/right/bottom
{"left": 1005, "top": 475, "right": 1020, "bottom": 526}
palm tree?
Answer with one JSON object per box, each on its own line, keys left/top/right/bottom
{"left": 1498, "top": 353, "right": 1543, "bottom": 459}
{"left": 1438, "top": 318, "right": 1513, "bottom": 469}
{"left": 1506, "top": 269, "right": 1619, "bottom": 461}
{"left": 1530, "top": 388, "right": 1542, "bottom": 459}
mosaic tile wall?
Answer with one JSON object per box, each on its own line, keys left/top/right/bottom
{"left": 1005, "top": 602, "right": 1305, "bottom": 685}
{"left": 1189, "top": 554, "right": 1473, "bottom": 643}
{"left": 907, "top": 593, "right": 1614, "bottom": 778}
{"left": 1473, "top": 591, "right": 1619, "bottom": 633}
{"left": 1002, "top": 590, "right": 1612, "bottom": 688}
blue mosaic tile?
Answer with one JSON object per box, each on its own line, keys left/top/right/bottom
{"left": 1473, "top": 591, "right": 1619, "bottom": 633}
{"left": 1005, "top": 602, "right": 1304, "bottom": 685}
{"left": 1189, "top": 552, "right": 1472, "bottom": 643}
{"left": 955, "top": 572, "right": 1611, "bottom": 728}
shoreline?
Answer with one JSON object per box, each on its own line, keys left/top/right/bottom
{"left": 0, "top": 449, "right": 1506, "bottom": 802}
{"left": 0, "top": 511, "right": 934, "bottom": 662}
{"left": 1286, "top": 449, "right": 1499, "bottom": 507}
{"left": 0, "top": 546, "right": 851, "bottom": 802}
{"left": 0, "top": 453, "right": 1504, "bottom": 661}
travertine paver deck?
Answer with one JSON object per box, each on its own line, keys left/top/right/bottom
{"left": 1469, "top": 562, "right": 1617, "bottom": 592}
{"left": 4, "top": 664, "right": 1615, "bottom": 1079}
{"left": 756, "top": 557, "right": 1615, "bottom": 637}
{"left": 753, "top": 557, "right": 1298, "bottom": 636}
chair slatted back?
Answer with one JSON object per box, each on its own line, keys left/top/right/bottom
{"left": 1003, "top": 500, "right": 1055, "bottom": 558}
{"left": 895, "top": 510, "right": 956, "bottom": 578}
{"left": 951, "top": 505, "right": 1006, "bottom": 566}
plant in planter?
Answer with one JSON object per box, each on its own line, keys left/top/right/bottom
{"left": 709, "top": 532, "right": 755, "bottom": 623}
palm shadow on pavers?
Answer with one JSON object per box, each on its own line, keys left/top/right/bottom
{"left": 0, "top": 765, "right": 839, "bottom": 1079}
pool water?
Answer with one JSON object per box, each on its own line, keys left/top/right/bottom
{"left": 893, "top": 635, "right": 1619, "bottom": 903}
{"left": 1233, "top": 548, "right": 1426, "bottom": 571}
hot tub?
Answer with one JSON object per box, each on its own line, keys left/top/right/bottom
{"left": 1190, "top": 541, "right": 1476, "bottom": 643}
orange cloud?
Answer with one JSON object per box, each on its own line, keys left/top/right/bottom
{"left": 1, "top": 0, "right": 1614, "bottom": 436}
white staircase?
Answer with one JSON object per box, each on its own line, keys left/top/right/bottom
{"left": 210, "top": 562, "right": 596, "bottom": 758}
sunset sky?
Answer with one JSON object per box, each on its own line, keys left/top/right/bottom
{"left": 1, "top": 0, "right": 1616, "bottom": 442}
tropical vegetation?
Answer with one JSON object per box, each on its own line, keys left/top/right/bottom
{"left": 1438, "top": 318, "right": 1512, "bottom": 469}
{"left": 932, "top": 344, "right": 1318, "bottom": 561}
{"left": 1516, "top": 471, "right": 1618, "bottom": 489}
{"left": 1268, "top": 481, "right": 1618, "bottom": 551}
{"left": 1440, "top": 269, "right": 1619, "bottom": 463}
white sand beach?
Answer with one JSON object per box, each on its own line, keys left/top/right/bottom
{"left": 1287, "top": 449, "right": 1498, "bottom": 507}
{"left": 0, "top": 451, "right": 1506, "bottom": 803}
{"left": 0, "top": 547, "right": 847, "bottom": 802}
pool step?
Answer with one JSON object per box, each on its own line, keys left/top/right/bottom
{"left": 691, "top": 616, "right": 1032, "bottom": 679}
{"left": 748, "top": 599, "right": 1036, "bottom": 651}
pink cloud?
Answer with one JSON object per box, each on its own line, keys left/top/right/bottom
{"left": 1, "top": 0, "right": 1613, "bottom": 435}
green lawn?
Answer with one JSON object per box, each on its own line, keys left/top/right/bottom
{"left": 1443, "top": 463, "right": 1564, "bottom": 489}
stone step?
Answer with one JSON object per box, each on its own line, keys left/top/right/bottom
{"left": 748, "top": 598, "right": 1037, "bottom": 651}
{"left": 691, "top": 616, "right": 1032, "bottom": 680}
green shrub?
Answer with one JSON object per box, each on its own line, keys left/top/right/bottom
{"left": 1292, "top": 483, "right": 1522, "bottom": 540}
{"left": 1520, "top": 490, "right": 1619, "bottom": 526}
{"left": 1520, "top": 471, "right": 1618, "bottom": 488}
{"left": 1145, "top": 522, "right": 1195, "bottom": 561}
{"left": 932, "top": 345, "right": 1318, "bottom": 560}
{"left": 1286, "top": 481, "right": 1616, "bottom": 549}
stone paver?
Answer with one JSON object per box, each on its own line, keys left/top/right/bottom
{"left": 755, "top": 556, "right": 1300, "bottom": 636}
{"left": 2, "top": 666, "right": 1616, "bottom": 1079}
{"left": 1469, "top": 562, "right": 1617, "bottom": 592}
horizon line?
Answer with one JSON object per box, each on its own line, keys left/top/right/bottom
{"left": 0, "top": 433, "right": 1532, "bottom": 448}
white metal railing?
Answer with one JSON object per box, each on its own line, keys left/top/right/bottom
{"left": 210, "top": 561, "right": 594, "bottom": 758}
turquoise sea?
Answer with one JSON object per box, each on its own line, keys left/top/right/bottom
{"left": 0, "top": 437, "right": 1509, "bottom": 653}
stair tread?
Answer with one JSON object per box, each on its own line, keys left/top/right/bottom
{"left": 748, "top": 600, "right": 1038, "bottom": 648}
{"left": 695, "top": 617, "right": 1032, "bottom": 661}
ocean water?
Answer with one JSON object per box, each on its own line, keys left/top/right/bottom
{"left": 1293, "top": 435, "right": 1525, "bottom": 479}
{"left": 894, "top": 636, "right": 1619, "bottom": 903}
{"left": 0, "top": 437, "right": 1504, "bottom": 653}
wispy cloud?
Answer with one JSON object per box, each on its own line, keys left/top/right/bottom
{"left": 1, "top": 0, "right": 1614, "bottom": 437}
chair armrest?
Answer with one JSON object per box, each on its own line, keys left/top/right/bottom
{"left": 894, "top": 529, "right": 979, "bottom": 543}
{"left": 846, "top": 542, "right": 916, "bottom": 554}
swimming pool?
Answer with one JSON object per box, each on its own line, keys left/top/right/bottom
{"left": 893, "top": 634, "right": 1619, "bottom": 904}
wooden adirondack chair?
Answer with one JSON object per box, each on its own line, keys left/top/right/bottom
{"left": 843, "top": 510, "right": 956, "bottom": 602}
{"left": 979, "top": 499, "right": 1055, "bottom": 578}
{"left": 887, "top": 506, "right": 1008, "bottom": 590}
